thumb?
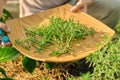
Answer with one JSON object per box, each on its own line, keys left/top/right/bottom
{"left": 71, "top": 2, "right": 88, "bottom": 13}
{"left": 71, "top": 4, "right": 81, "bottom": 12}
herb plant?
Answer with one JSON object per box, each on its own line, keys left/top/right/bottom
{"left": 86, "top": 38, "right": 120, "bottom": 80}
{"left": 16, "top": 17, "right": 94, "bottom": 56}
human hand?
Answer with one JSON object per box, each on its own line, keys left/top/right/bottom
{"left": 0, "top": 0, "right": 11, "bottom": 47}
{"left": 0, "top": 22, "right": 11, "bottom": 47}
{"left": 71, "top": 0, "right": 96, "bottom": 13}
{"left": 0, "top": 22, "right": 10, "bottom": 33}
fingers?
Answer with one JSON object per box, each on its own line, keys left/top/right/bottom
{"left": 0, "top": 22, "right": 11, "bottom": 47}
{"left": 0, "top": 22, "right": 10, "bottom": 33}
{"left": 2, "top": 25, "right": 10, "bottom": 33}
{"left": 0, "top": 42, "right": 12, "bottom": 47}
{"left": 81, "top": 4, "right": 87, "bottom": 13}
{"left": 5, "top": 42, "right": 12, "bottom": 46}
{"left": 71, "top": 1, "right": 87, "bottom": 13}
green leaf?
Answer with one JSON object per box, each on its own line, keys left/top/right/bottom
{"left": 45, "top": 62, "right": 55, "bottom": 69}
{"left": 0, "top": 47, "right": 19, "bottom": 62}
{"left": 0, "top": 67, "right": 7, "bottom": 77}
{"left": 22, "top": 56, "right": 36, "bottom": 73}
{"left": 80, "top": 72, "right": 91, "bottom": 80}
{"left": 0, "top": 9, "right": 13, "bottom": 23}
{"left": 3, "top": 9, "right": 13, "bottom": 19}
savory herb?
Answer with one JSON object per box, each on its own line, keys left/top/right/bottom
{"left": 15, "top": 17, "right": 94, "bottom": 56}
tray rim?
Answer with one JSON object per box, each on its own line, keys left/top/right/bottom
{"left": 6, "top": 4, "right": 115, "bottom": 62}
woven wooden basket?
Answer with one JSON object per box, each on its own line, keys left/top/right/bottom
{"left": 6, "top": 4, "right": 115, "bottom": 62}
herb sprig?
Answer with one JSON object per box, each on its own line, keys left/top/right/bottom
{"left": 15, "top": 17, "right": 94, "bottom": 56}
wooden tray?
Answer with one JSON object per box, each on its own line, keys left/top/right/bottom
{"left": 6, "top": 4, "right": 115, "bottom": 62}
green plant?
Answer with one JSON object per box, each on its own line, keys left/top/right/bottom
{"left": 1, "top": 8, "right": 119, "bottom": 80}
{"left": 86, "top": 38, "right": 120, "bottom": 80}
{"left": 0, "top": 9, "right": 13, "bottom": 23}
{"left": 22, "top": 57, "right": 56, "bottom": 73}
{"left": 80, "top": 72, "right": 91, "bottom": 80}
{"left": 0, "top": 47, "right": 19, "bottom": 62}
{"left": 17, "top": 21, "right": 120, "bottom": 80}
{"left": 16, "top": 17, "right": 94, "bottom": 56}
{"left": 22, "top": 56, "right": 36, "bottom": 73}
{"left": 0, "top": 47, "right": 19, "bottom": 79}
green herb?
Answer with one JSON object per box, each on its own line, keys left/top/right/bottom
{"left": 16, "top": 17, "right": 94, "bottom": 56}
{"left": 86, "top": 38, "right": 120, "bottom": 80}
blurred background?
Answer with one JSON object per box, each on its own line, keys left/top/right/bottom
{"left": 4, "top": 0, "right": 19, "bottom": 18}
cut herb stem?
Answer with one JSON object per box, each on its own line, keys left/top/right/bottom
{"left": 15, "top": 17, "right": 94, "bottom": 56}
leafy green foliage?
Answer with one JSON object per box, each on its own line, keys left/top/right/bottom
{"left": 0, "top": 47, "right": 19, "bottom": 62}
{"left": 115, "top": 21, "right": 120, "bottom": 34}
{"left": 0, "top": 9, "right": 19, "bottom": 62}
{"left": 22, "top": 56, "right": 36, "bottom": 73}
{"left": 86, "top": 38, "right": 120, "bottom": 80}
{"left": 80, "top": 72, "right": 91, "bottom": 80}
{"left": 45, "top": 62, "right": 52, "bottom": 69}
{"left": 16, "top": 17, "right": 94, "bottom": 56}
{"left": 0, "top": 8, "right": 16, "bottom": 80}
{"left": 0, "top": 9, "right": 13, "bottom": 23}
{"left": 45, "top": 62, "right": 56, "bottom": 69}
{"left": 115, "top": 21, "right": 120, "bottom": 39}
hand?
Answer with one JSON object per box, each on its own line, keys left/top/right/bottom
{"left": 0, "top": 22, "right": 11, "bottom": 47}
{"left": 71, "top": 0, "right": 96, "bottom": 13}
{"left": 0, "top": 0, "right": 11, "bottom": 47}
{"left": 0, "top": 22, "right": 10, "bottom": 33}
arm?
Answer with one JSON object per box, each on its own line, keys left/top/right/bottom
{"left": 71, "top": 0, "right": 96, "bottom": 13}
{"left": 0, "top": 0, "right": 7, "bottom": 14}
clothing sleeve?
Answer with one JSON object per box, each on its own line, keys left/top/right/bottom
{"left": 19, "top": 0, "right": 69, "bottom": 17}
